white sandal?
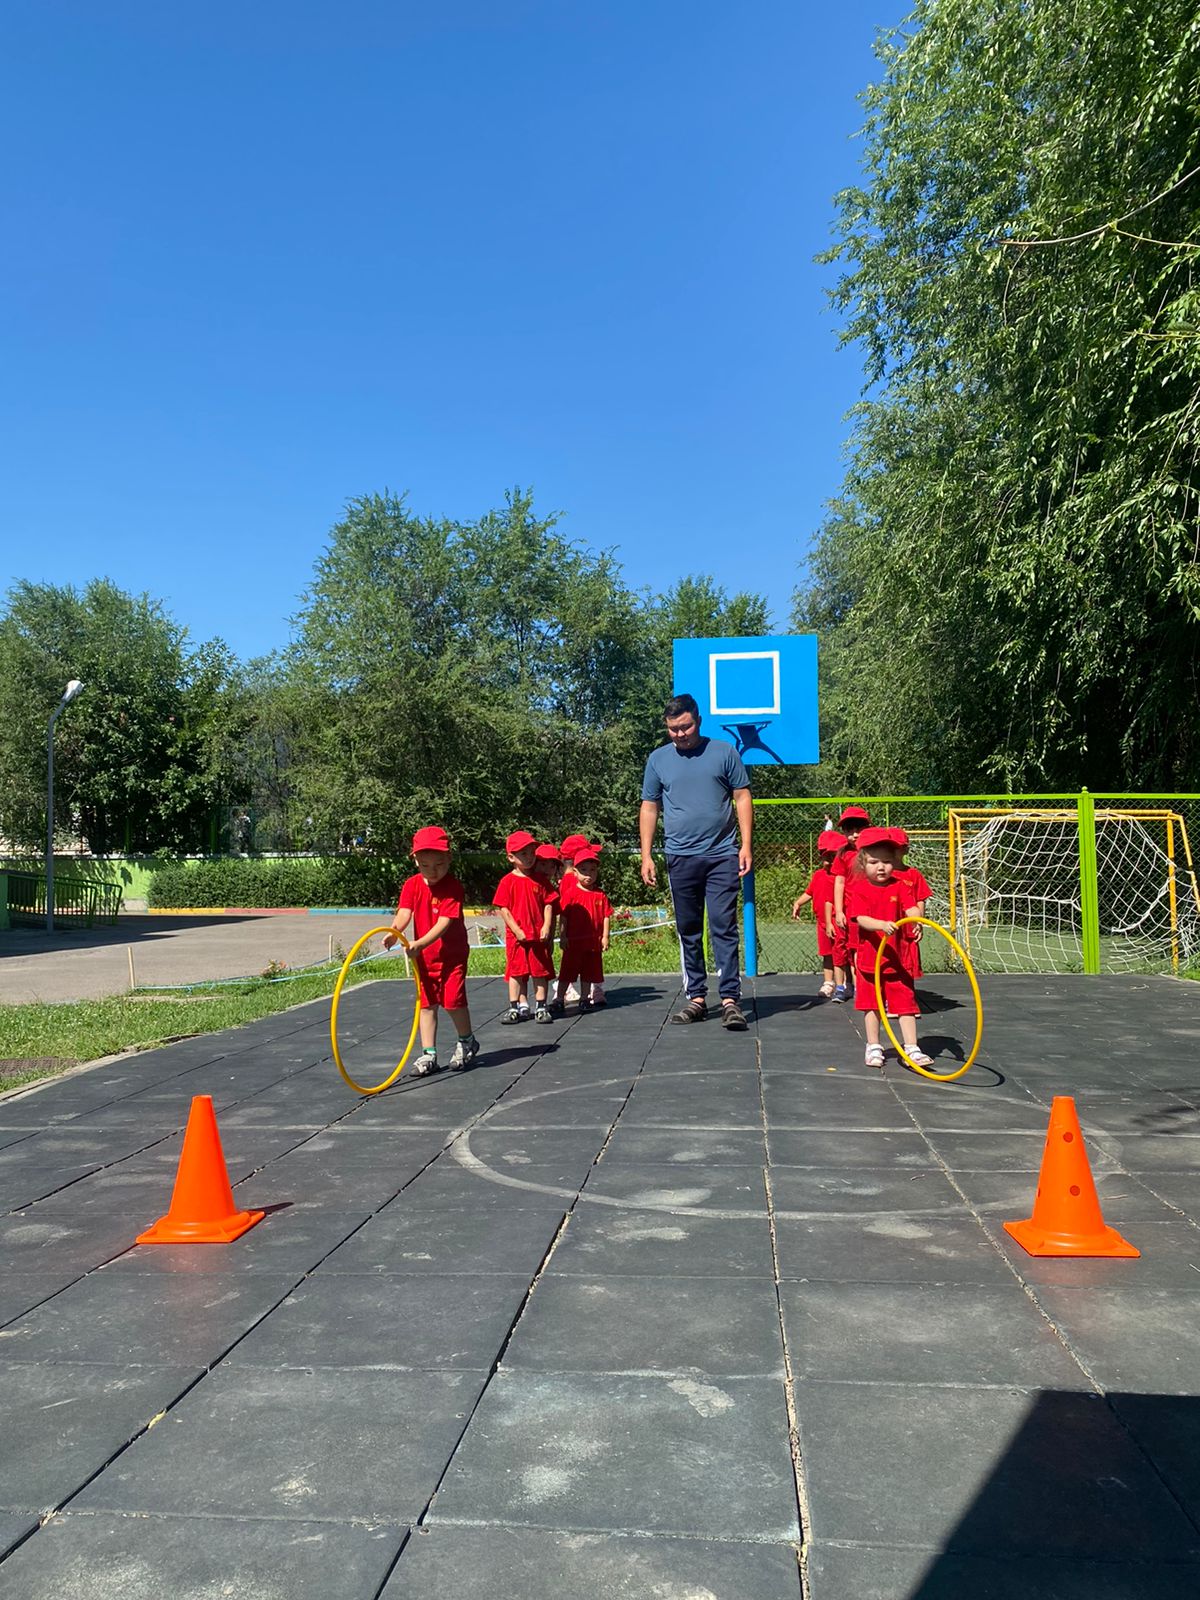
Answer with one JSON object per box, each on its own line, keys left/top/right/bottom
{"left": 865, "top": 1045, "right": 885, "bottom": 1069}
{"left": 819, "top": 981, "right": 835, "bottom": 999}
{"left": 908, "top": 1050, "right": 934, "bottom": 1068}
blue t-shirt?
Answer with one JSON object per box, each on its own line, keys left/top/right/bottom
{"left": 641, "top": 737, "right": 751, "bottom": 857}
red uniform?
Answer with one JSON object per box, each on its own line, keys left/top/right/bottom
{"left": 845, "top": 873, "right": 920, "bottom": 1016}
{"left": 557, "top": 879, "right": 614, "bottom": 987}
{"left": 894, "top": 865, "right": 933, "bottom": 978}
{"left": 493, "top": 871, "right": 557, "bottom": 980}
{"left": 830, "top": 844, "right": 860, "bottom": 967}
{"left": 803, "top": 866, "right": 837, "bottom": 957}
{"left": 397, "top": 872, "right": 470, "bottom": 1010}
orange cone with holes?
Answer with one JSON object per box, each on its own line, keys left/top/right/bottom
{"left": 1004, "top": 1096, "right": 1139, "bottom": 1258}
{"left": 137, "top": 1094, "right": 265, "bottom": 1244}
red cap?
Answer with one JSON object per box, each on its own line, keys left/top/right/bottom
{"left": 839, "top": 805, "right": 871, "bottom": 824}
{"left": 560, "top": 833, "right": 589, "bottom": 859}
{"left": 889, "top": 827, "right": 910, "bottom": 850}
{"left": 506, "top": 830, "right": 537, "bottom": 853}
{"left": 856, "top": 826, "right": 895, "bottom": 850}
{"left": 535, "top": 842, "right": 561, "bottom": 860}
{"left": 412, "top": 825, "right": 450, "bottom": 852}
{"left": 817, "top": 830, "right": 847, "bottom": 852}
{"left": 573, "top": 847, "right": 601, "bottom": 866}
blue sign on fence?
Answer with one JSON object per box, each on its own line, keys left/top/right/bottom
{"left": 672, "top": 634, "right": 819, "bottom": 766}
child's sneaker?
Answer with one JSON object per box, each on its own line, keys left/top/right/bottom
{"left": 548, "top": 998, "right": 565, "bottom": 1018}
{"left": 411, "top": 1048, "right": 440, "bottom": 1077}
{"left": 819, "top": 981, "right": 835, "bottom": 999}
{"left": 501, "top": 1006, "right": 522, "bottom": 1026}
{"left": 449, "top": 1036, "right": 479, "bottom": 1071}
{"left": 534, "top": 1004, "right": 553, "bottom": 1024}
{"left": 831, "top": 985, "right": 848, "bottom": 1003}
{"left": 517, "top": 1000, "right": 532, "bottom": 1019}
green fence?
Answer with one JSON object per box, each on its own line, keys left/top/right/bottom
{"left": 4, "top": 872, "right": 124, "bottom": 929}
{"left": 752, "top": 793, "right": 1200, "bottom": 978}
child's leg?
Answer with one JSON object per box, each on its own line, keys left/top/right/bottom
{"left": 865, "top": 1011, "right": 880, "bottom": 1046}
{"left": 898, "top": 1015, "right": 919, "bottom": 1052}
{"left": 508, "top": 977, "right": 527, "bottom": 1005}
{"left": 534, "top": 980, "right": 548, "bottom": 1005}
{"left": 418, "top": 1007, "right": 438, "bottom": 1050}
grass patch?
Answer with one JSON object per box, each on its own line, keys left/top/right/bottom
{"left": 0, "top": 927, "right": 687, "bottom": 1094}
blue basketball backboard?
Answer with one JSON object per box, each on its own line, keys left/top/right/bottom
{"left": 672, "top": 634, "right": 818, "bottom": 765}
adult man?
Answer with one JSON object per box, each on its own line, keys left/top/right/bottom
{"left": 640, "top": 692, "right": 753, "bottom": 1029}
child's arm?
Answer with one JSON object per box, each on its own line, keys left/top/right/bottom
{"left": 834, "top": 874, "right": 847, "bottom": 928}
{"left": 855, "top": 914, "right": 898, "bottom": 935}
{"left": 499, "top": 908, "right": 525, "bottom": 940}
{"left": 824, "top": 904, "right": 835, "bottom": 939}
{"left": 540, "top": 904, "right": 554, "bottom": 943}
{"left": 407, "top": 914, "right": 451, "bottom": 954}
{"left": 383, "top": 907, "right": 414, "bottom": 949}
{"left": 600, "top": 915, "right": 610, "bottom": 953}
{"left": 791, "top": 890, "right": 813, "bottom": 919}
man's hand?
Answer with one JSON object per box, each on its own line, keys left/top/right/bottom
{"left": 640, "top": 855, "right": 657, "bottom": 888}
{"left": 738, "top": 845, "right": 752, "bottom": 878}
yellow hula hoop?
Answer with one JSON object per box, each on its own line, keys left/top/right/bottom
{"left": 873, "top": 914, "right": 983, "bottom": 1082}
{"left": 330, "top": 926, "right": 423, "bottom": 1095}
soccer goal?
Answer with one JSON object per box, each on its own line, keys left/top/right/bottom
{"left": 947, "top": 807, "right": 1200, "bottom": 974}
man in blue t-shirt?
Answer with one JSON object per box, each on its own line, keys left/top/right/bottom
{"left": 640, "top": 692, "right": 753, "bottom": 1029}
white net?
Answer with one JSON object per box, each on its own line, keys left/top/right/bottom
{"left": 949, "top": 809, "right": 1200, "bottom": 974}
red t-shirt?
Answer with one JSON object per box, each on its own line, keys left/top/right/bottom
{"left": 397, "top": 872, "right": 469, "bottom": 964}
{"left": 559, "top": 879, "right": 614, "bottom": 948}
{"left": 896, "top": 865, "right": 932, "bottom": 901}
{"left": 804, "top": 865, "right": 835, "bottom": 922}
{"left": 845, "top": 873, "right": 918, "bottom": 973}
{"left": 493, "top": 871, "right": 556, "bottom": 940}
{"left": 831, "top": 845, "right": 859, "bottom": 881}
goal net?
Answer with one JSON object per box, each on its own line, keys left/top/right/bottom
{"left": 948, "top": 808, "right": 1200, "bottom": 974}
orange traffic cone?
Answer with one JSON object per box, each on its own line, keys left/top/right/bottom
{"left": 137, "top": 1095, "right": 265, "bottom": 1245}
{"left": 1004, "top": 1096, "right": 1139, "bottom": 1258}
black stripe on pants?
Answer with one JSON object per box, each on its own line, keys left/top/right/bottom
{"left": 666, "top": 851, "right": 742, "bottom": 1002}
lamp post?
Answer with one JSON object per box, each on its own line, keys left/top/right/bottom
{"left": 46, "top": 679, "right": 84, "bottom": 933}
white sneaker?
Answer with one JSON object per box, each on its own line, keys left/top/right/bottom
{"left": 411, "top": 1049, "right": 440, "bottom": 1077}
{"left": 564, "top": 984, "right": 581, "bottom": 1004}
{"left": 449, "top": 1036, "right": 479, "bottom": 1071}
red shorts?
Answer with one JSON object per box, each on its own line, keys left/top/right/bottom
{"left": 414, "top": 955, "right": 468, "bottom": 1011}
{"left": 505, "top": 939, "right": 556, "bottom": 980}
{"left": 558, "top": 943, "right": 604, "bottom": 987}
{"left": 816, "top": 925, "right": 835, "bottom": 959}
{"left": 832, "top": 927, "right": 851, "bottom": 967}
{"left": 854, "top": 956, "right": 920, "bottom": 1017}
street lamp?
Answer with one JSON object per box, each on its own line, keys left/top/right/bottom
{"left": 46, "top": 679, "right": 84, "bottom": 933}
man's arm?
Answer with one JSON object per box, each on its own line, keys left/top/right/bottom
{"left": 733, "top": 786, "right": 753, "bottom": 877}
{"left": 639, "top": 799, "right": 661, "bottom": 886}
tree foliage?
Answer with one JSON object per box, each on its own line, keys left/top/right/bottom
{"left": 0, "top": 580, "right": 237, "bottom": 852}
{"left": 799, "top": 0, "right": 1200, "bottom": 791}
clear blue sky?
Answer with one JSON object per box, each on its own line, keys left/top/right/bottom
{"left": 2, "top": 1, "right": 905, "bottom": 662}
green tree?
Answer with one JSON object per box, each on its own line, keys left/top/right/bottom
{"left": 800, "top": 0, "right": 1200, "bottom": 791}
{"left": 0, "top": 580, "right": 238, "bottom": 853}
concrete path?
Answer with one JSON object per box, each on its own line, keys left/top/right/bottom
{"left": 0, "top": 914, "right": 392, "bottom": 1004}
{"left": 0, "top": 973, "right": 1198, "bottom": 1596}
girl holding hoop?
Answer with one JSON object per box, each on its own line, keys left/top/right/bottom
{"left": 845, "top": 827, "right": 935, "bottom": 1071}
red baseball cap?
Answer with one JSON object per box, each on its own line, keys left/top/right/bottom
{"left": 573, "top": 847, "right": 601, "bottom": 866}
{"left": 412, "top": 825, "right": 450, "bottom": 852}
{"left": 856, "top": 826, "right": 894, "bottom": 850}
{"left": 535, "top": 842, "right": 561, "bottom": 860}
{"left": 889, "top": 827, "right": 910, "bottom": 850}
{"left": 506, "top": 830, "right": 537, "bottom": 853}
{"left": 839, "top": 805, "right": 871, "bottom": 824}
{"left": 817, "top": 830, "right": 847, "bottom": 852}
{"left": 560, "top": 833, "right": 589, "bottom": 859}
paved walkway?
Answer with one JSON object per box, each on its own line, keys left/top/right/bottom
{"left": 0, "top": 973, "right": 1198, "bottom": 1596}
{"left": 0, "top": 914, "right": 392, "bottom": 1004}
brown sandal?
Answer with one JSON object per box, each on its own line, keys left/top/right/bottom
{"left": 670, "top": 998, "right": 708, "bottom": 1024}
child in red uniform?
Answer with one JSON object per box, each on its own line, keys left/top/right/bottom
{"left": 554, "top": 847, "right": 613, "bottom": 1013}
{"left": 845, "top": 826, "right": 934, "bottom": 1070}
{"left": 557, "top": 835, "right": 590, "bottom": 1002}
{"left": 792, "top": 830, "right": 846, "bottom": 998}
{"left": 494, "top": 830, "right": 557, "bottom": 1024}
{"left": 384, "top": 825, "right": 478, "bottom": 1076}
{"left": 890, "top": 827, "right": 932, "bottom": 981}
{"left": 830, "top": 805, "right": 871, "bottom": 1002}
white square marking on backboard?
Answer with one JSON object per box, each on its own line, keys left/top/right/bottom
{"left": 708, "top": 651, "right": 781, "bottom": 716}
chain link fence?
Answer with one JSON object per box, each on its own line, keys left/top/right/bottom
{"left": 752, "top": 794, "right": 1200, "bottom": 978}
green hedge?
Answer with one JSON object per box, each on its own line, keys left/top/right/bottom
{"left": 147, "top": 851, "right": 668, "bottom": 910}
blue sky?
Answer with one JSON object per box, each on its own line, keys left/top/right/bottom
{"left": 1, "top": 1, "right": 906, "bottom": 662}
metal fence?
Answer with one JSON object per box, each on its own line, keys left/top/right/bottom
{"left": 5, "top": 871, "right": 124, "bottom": 929}
{"left": 749, "top": 793, "right": 1200, "bottom": 978}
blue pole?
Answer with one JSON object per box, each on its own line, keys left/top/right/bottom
{"left": 742, "top": 869, "right": 758, "bottom": 977}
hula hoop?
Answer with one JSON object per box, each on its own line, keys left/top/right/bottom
{"left": 873, "top": 914, "right": 983, "bottom": 1082}
{"left": 330, "top": 926, "right": 423, "bottom": 1095}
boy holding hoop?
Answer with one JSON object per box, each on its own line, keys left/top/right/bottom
{"left": 385, "top": 825, "right": 479, "bottom": 1076}
{"left": 845, "top": 826, "right": 934, "bottom": 1070}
